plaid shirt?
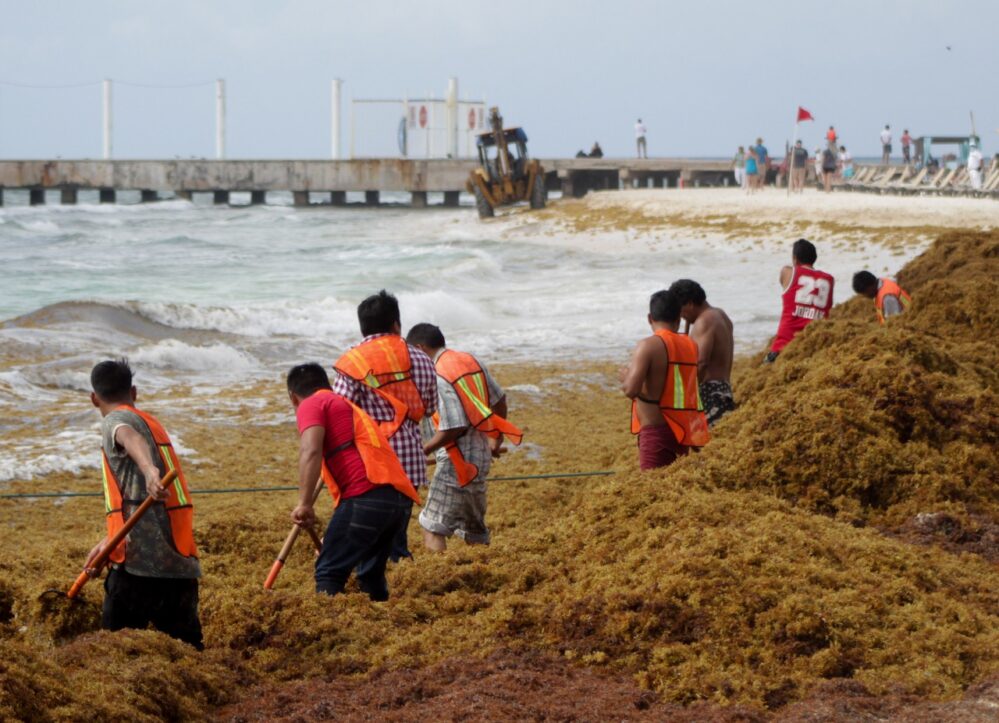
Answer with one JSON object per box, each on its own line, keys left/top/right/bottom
{"left": 332, "top": 333, "right": 438, "bottom": 487}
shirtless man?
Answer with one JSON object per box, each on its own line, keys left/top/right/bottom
{"left": 620, "top": 290, "right": 710, "bottom": 470}
{"left": 668, "top": 279, "right": 735, "bottom": 426}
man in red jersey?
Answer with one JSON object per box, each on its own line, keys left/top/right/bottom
{"left": 764, "top": 239, "right": 834, "bottom": 363}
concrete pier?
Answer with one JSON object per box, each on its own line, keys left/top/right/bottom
{"left": 141, "top": 189, "right": 158, "bottom": 203}
{"left": 29, "top": 188, "right": 45, "bottom": 205}
{"left": 0, "top": 158, "right": 735, "bottom": 208}
{"left": 250, "top": 190, "right": 266, "bottom": 205}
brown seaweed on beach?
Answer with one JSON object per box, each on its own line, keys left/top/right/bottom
{"left": 0, "top": 231, "right": 997, "bottom": 717}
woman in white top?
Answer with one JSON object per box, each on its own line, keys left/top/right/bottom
{"left": 838, "top": 146, "right": 854, "bottom": 179}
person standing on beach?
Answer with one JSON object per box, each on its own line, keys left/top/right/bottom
{"left": 635, "top": 119, "right": 648, "bottom": 158}
{"left": 880, "top": 125, "right": 892, "bottom": 164}
{"left": 901, "top": 129, "right": 913, "bottom": 165}
{"left": 821, "top": 145, "right": 837, "bottom": 192}
{"left": 765, "top": 238, "right": 835, "bottom": 362}
{"left": 668, "top": 280, "right": 735, "bottom": 426}
{"left": 287, "top": 363, "right": 420, "bottom": 600}
{"left": 85, "top": 359, "right": 203, "bottom": 650}
{"left": 332, "top": 290, "right": 437, "bottom": 565}
{"left": 791, "top": 141, "right": 808, "bottom": 193}
{"left": 755, "top": 138, "right": 769, "bottom": 186}
{"left": 732, "top": 146, "right": 746, "bottom": 188}
{"left": 621, "top": 290, "right": 710, "bottom": 470}
{"left": 851, "top": 271, "right": 911, "bottom": 323}
{"left": 406, "top": 323, "right": 522, "bottom": 551}
{"left": 839, "top": 145, "right": 854, "bottom": 179}
{"left": 744, "top": 147, "right": 759, "bottom": 193}
{"left": 968, "top": 142, "right": 984, "bottom": 190}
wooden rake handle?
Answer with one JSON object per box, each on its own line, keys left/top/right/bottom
{"left": 67, "top": 469, "right": 178, "bottom": 599}
{"left": 263, "top": 477, "right": 326, "bottom": 590}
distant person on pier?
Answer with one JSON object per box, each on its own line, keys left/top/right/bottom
{"left": 791, "top": 140, "right": 808, "bottom": 193}
{"left": 826, "top": 126, "right": 838, "bottom": 145}
{"left": 406, "top": 323, "right": 521, "bottom": 552}
{"left": 635, "top": 119, "right": 648, "bottom": 158}
{"left": 621, "top": 290, "right": 710, "bottom": 469}
{"left": 851, "top": 271, "right": 911, "bottom": 323}
{"left": 880, "top": 125, "right": 893, "bottom": 164}
{"left": 967, "top": 141, "right": 984, "bottom": 190}
{"left": 332, "top": 290, "right": 438, "bottom": 567}
{"left": 765, "top": 238, "right": 834, "bottom": 363}
{"left": 668, "top": 279, "right": 736, "bottom": 426}
{"left": 732, "top": 146, "right": 746, "bottom": 188}
{"left": 901, "top": 129, "right": 913, "bottom": 164}
{"left": 589, "top": 141, "right": 604, "bottom": 158}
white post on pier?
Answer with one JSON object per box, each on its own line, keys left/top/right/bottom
{"left": 102, "top": 79, "right": 112, "bottom": 159}
{"left": 446, "top": 77, "right": 458, "bottom": 159}
{"left": 215, "top": 79, "right": 226, "bottom": 160}
{"left": 331, "top": 79, "right": 342, "bottom": 159}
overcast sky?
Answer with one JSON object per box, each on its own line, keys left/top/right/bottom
{"left": 0, "top": 0, "right": 995, "bottom": 160}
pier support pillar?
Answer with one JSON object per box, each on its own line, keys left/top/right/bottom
{"left": 411, "top": 191, "right": 428, "bottom": 208}
{"left": 140, "top": 189, "right": 158, "bottom": 203}
{"left": 443, "top": 191, "right": 460, "bottom": 207}
{"left": 365, "top": 191, "right": 379, "bottom": 206}
{"left": 250, "top": 190, "right": 266, "bottom": 205}
{"left": 99, "top": 188, "right": 116, "bottom": 204}
{"left": 0, "top": 188, "right": 4, "bottom": 206}
{"left": 175, "top": 190, "right": 192, "bottom": 201}
{"left": 653, "top": 176, "right": 664, "bottom": 188}
{"left": 293, "top": 191, "right": 310, "bottom": 207}
{"left": 213, "top": 190, "right": 229, "bottom": 205}
{"left": 561, "top": 176, "right": 575, "bottom": 198}
{"left": 329, "top": 191, "right": 346, "bottom": 206}
{"left": 60, "top": 187, "right": 78, "bottom": 204}
{"left": 29, "top": 188, "right": 46, "bottom": 205}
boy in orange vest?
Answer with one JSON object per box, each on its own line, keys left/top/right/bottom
{"left": 288, "top": 363, "right": 419, "bottom": 599}
{"left": 405, "top": 323, "right": 521, "bottom": 551}
{"left": 620, "top": 290, "right": 710, "bottom": 470}
{"left": 85, "top": 359, "right": 203, "bottom": 649}
{"left": 852, "top": 270, "right": 911, "bottom": 323}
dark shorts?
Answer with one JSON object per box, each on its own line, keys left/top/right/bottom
{"left": 883, "top": 143, "right": 892, "bottom": 154}
{"left": 316, "top": 486, "right": 411, "bottom": 601}
{"left": 700, "top": 380, "right": 736, "bottom": 426}
{"left": 103, "top": 567, "right": 203, "bottom": 650}
{"left": 638, "top": 424, "right": 688, "bottom": 471}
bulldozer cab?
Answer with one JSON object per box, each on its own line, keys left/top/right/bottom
{"left": 477, "top": 127, "right": 529, "bottom": 182}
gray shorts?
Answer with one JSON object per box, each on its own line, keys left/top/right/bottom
{"left": 418, "top": 465, "right": 490, "bottom": 545}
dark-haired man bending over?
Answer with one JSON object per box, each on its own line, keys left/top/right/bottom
{"left": 621, "top": 290, "right": 710, "bottom": 470}
{"left": 765, "top": 238, "right": 834, "bottom": 363}
{"left": 85, "top": 359, "right": 203, "bottom": 649}
{"left": 669, "top": 279, "right": 735, "bottom": 426}
{"left": 287, "top": 363, "right": 420, "bottom": 600}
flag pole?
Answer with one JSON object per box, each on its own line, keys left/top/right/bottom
{"left": 787, "top": 113, "right": 799, "bottom": 197}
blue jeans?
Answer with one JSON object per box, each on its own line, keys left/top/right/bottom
{"left": 315, "top": 486, "right": 410, "bottom": 600}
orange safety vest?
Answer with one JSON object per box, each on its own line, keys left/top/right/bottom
{"left": 100, "top": 406, "right": 197, "bottom": 564}
{"left": 875, "top": 278, "right": 911, "bottom": 324}
{"left": 334, "top": 335, "right": 426, "bottom": 438}
{"left": 313, "top": 390, "right": 422, "bottom": 509}
{"left": 630, "top": 329, "right": 711, "bottom": 447}
{"left": 432, "top": 349, "right": 523, "bottom": 486}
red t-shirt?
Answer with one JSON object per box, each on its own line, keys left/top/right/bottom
{"left": 295, "top": 391, "right": 374, "bottom": 501}
{"left": 771, "top": 265, "right": 835, "bottom": 352}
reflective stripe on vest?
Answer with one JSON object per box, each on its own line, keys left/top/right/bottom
{"left": 313, "top": 390, "right": 421, "bottom": 508}
{"left": 875, "top": 278, "right": 912, "bottom": 324}
{"left": 334, "top": 336, "right": 426, "bottom": 437}
{"left": 101, "top": 405, "right": 197, "bottom": 564}
{"left": 630, "top": 329, "right": 710, "bottom": 447}
{"left": 433, "top": 349, "right": 524, "bottom": 486}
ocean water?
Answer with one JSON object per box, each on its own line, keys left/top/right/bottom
{"left": 0, "top": 196, "right": 922, "bottom": 481}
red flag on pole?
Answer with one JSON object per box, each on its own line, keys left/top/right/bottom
{"left": 797, "top": 106, "right": 814, "bottom": 122}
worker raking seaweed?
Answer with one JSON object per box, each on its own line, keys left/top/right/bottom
{"left": 621, "top": 290, "right": 710, "bottom": 470}
{"left": 765, "top": 238, "right": 835, "bottom": 362}
{"left": 287, "top": 363, "right": 420, "bottom": 599}
{"left": 84, "top": 359, "right": 203, "bottom": 649}
{"left": 406, "top": 323, "right": 522, "bottom": 550}
{"left": 852, "top": 270, "right": 911, "bottom": 323}
{"left": 332, "top": 290, "right": 438, "bottom": 566}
